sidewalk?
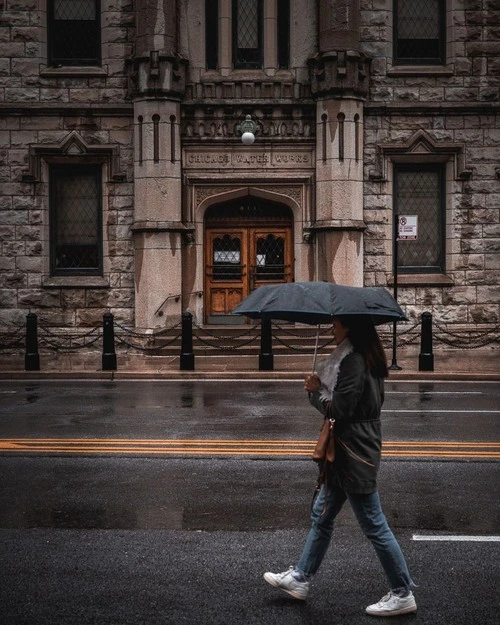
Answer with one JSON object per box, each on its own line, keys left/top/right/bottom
{"left": 0, "top": 346, "right": 499, "bottom": 381}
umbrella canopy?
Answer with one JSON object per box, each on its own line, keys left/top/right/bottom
{"left": 231, "top": 282, "right": 407, "bottom": 326}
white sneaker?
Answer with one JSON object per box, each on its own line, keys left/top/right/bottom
{"left": 263, "top": 567, "right": 310, "bottom": 600}
{"left": 366, "top": 591, "right": 417, "bottom": 616}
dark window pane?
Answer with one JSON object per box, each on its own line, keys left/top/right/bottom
{"left": 50, "top": 166, "right": 102, "bottom": 275}
{"left": 205, "top": 0, "right": 219, "bottom": 69}
{"left": 255, "top": 235, "right": 285, "bottom": 280}
{"left": 212, "top": 235, "right": 242, "bottom": 281}
{"left": 394, "top": 0, "right": 444, "bottom": 64}
{"left": 48, "top": 0, "right": 101, "bottom": 66}
{"left": 233, "top": 0, "right": 262, "bottom": 69}
{"left": 395, "top": 167, "right": 444, "bottom": 273}
{"left": 277, "top": 0, "right": 290, "bottom": 69}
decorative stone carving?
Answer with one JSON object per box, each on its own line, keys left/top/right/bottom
{"left": 181, "top": 105, "right": 316, "bottom": 140}
{"left": 22, "top": 131, "right": 126, "bottom": 183}
{"left": 369, "top": 129, "right": 473, "bottom": 181}
{"left": 308, "top": 50, "right": 371, "bottom": 98}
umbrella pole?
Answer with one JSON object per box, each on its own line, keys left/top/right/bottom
{"left": 311, "top": 326, "right": 320, "bottom": 374}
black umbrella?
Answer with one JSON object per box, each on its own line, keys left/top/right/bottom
{"left": 232, "top": 282, "right": 407, "bottom": 371}
{"left": 231, "top": 282, "right": 407, "bottom": 326}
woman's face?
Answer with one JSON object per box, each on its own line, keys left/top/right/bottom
{"left": 332, "top": 318, "right": 349, "bottom": 345}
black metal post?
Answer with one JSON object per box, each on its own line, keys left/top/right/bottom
{"left": 390, "top": 214, "right": 402, "bottom": 370}
{"left": 102, "top": 312, "right": 117, "bottom": 371}
{"left": 180, "top": 311, "right": 195, "bottom": 370}
{"left": 419, "top": 311, "right": 434, "bottom": 371}
{"left": 259, "top": 318, "right": 274, "bottom": 371}
{"left": 25, "top": 312, "right": 40, "bottom": 371}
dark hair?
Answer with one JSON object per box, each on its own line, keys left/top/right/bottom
{"left": 339, "top": 317, "right": 389, "bottom": 379}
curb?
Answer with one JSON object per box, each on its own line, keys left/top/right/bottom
{"left": 1, "top": 370, "right": 499, "bottom": 382}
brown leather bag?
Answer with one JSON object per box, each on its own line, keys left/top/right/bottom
{"left": 312, "top": 416, "right": 335, "bottom": 464}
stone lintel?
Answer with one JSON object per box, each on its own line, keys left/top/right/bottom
{"left": 309, "top": 219, "right": 366, "bottom": 231}
{"left": 131, "top": 221, "right": 192, "bottom": 233}
{"left": 0, "top": 103, "right": 134, "bottom": 117}
{"left": 365, "top": 101, "right": 500, "bottom": 116}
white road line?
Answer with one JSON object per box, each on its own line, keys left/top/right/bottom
{"left": 387, "top": 391, "right": 485, "bottom": 395}
{"left": 413, "top": 534, "right": 500, "bottom": 542}
{"left": 383, "top": 409, "right": 500, "bottom": 413}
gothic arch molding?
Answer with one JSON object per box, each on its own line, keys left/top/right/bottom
{"left": 194, "top": 185, "right": 302, "bottom": 224}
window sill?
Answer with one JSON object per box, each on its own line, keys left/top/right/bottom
{"left": 42, "top": 276, "right": 109, "bottom": 289}
{"left": 387, "top": 65, "right": 453, "bottom": 77}
{"left": 40, "top": 66, "right": 108, "bottom": 78}
{"left": 388, "top": 274, "right": 454, "bottom": 287}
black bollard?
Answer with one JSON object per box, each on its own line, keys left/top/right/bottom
{"left": 102, "top": 312, "right": 117, "bottom": 371}
{"left": 180, "top": 311, "right": 195, "bottom": 370}
{"left": 25, "top": 312, "right": 40, "bottom": 371}
{"left": 419, "top": 311, "right": 434, "bottom": 371}
{"left": 259, "top": 317, "right": 274, "bottom": 371}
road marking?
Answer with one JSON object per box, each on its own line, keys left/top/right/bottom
{"left": 413, "top": 535, "right": 500, "bottom": 542}
{"left": 382, "top": 410, "right": 500, "bottom": 413}
{"left": 0, "top": 439, "right": 498, "bottom": 459}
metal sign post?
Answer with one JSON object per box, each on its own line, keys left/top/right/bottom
{"left": 390, "top": 214, "right": 402, "bottom": 370}
{"left": 390, "top": 215, "right": 418, "bottom": 371}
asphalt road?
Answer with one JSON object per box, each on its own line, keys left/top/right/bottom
{"left": 0, "top": 379, "right": 499, "bottom": 625}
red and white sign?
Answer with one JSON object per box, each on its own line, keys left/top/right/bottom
{"left": 398, "top": 215, "right": 418, "bottom": 240}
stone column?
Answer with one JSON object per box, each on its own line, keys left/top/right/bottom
{"left": 130, "top": 0, "right": 188, "bottom": 329}
{"left": 310, "top": 0, "right": 370, "bottom": 287}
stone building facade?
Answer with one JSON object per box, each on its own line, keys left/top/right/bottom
{"left": 0, "top": 1, "right": 499, "bottom": 356}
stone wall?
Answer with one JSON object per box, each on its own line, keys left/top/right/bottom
{"left": 360, "top": 0, "right": 500, "bottom": 327}
{"left": 0, "top": 1, "right": 136, "bottom": 330}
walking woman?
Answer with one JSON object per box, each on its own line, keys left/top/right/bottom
{"left": 264, "top": 316, "right": 416, "bottom": 617}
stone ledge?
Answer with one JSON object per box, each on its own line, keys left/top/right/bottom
{"left": 42, "top": 276, "right": 110, "bottom": 289}
{"left": 388, "top": 274, "right": 455, "bottom": 287}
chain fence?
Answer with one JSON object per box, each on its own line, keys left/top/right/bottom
{"left": 0, "top": 315, "right": 498, "bottom": 364}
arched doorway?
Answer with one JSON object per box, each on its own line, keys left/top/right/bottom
{"left": 204, "top": 197, "right": 294, "bottom": 323}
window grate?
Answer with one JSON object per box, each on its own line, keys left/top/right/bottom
{"left": 395, "top": 167, "right": 444, "bottom": 273}
{"left": 212, "top": 235, "right": 242, "bottom": 281}
{"left": 48, "top": 0, "right": 101, "bottom": 66}
{"left": 394, "top": 0, "right": 444, "bottom": 64}
{"left": 255, "top": 234, "right": 286, "bottom": 280}
{"left": 50, "top": 166, "right": 102, "bottom": 275}
{"left": 233, "top": 0, "right": 262, "bottom": 69}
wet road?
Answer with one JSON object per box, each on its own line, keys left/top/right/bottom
{"left": 0, "top": 379, "right": 499, "bottom": 625}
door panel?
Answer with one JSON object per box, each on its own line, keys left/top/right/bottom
{"left": 251, "top": 229, "right": 292, "bottom": 291}
{"left": 205, "top": 226, "right": 293, "bottom": 322}
{"left": 206, "top": 229, "right": 247, "bottom": 322}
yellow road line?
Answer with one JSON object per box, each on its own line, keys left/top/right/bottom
{"left": 0, "top": 438, "right": 498, "bottom": 459}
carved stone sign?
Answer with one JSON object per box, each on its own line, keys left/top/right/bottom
{"left": 183, "top": 148, "right": 313, "bottom": 170}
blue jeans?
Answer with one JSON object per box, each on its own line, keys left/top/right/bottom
{"left": 295, "top": 485, "right": 414, "bottom": 592}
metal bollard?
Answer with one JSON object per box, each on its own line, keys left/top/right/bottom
{"left": 25, "top": 312, "right": 40, "bottom": 371}
{"left": 180, "top": 311, "right": 195, "bottom": 370}
{"left": 418, "top": 311, "right": 434, "bottom": 371}
{"left": 102, "top": 312, "right": 117, "bottom": 371}
{"left": 259, "top": 317, "right": 274, "bottom": 371}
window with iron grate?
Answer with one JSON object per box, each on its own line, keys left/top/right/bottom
{"left": 394, "top": 0, "right": 445, "bottom": 65}
{"left": 233, "top": 0, "right": 263, "bottom": 69}
{"left": 50, "top": 165, "right": 103, "bottom": 276}
{"left": 394, "top": 165, "right": 445, "bottom": 273}
{"left": 48, "top": 0, "right": 101, "bottom": 67}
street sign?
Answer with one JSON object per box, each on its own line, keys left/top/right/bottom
{"left": 398, "top": 215, "right": 418, "bottom": 240}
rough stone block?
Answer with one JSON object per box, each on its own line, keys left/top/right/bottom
{"left": 469, "top": 304, "right": 500, "bottom": 323}
{"left": 477, "top": 285, "right": 500, "bottom": 303}
{"left": 443, "top": 286, "right": 478, "bottom": 304}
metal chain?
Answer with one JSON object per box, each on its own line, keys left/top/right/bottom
{"left": 193, "top": 333, "right": 260, "bottom": 351}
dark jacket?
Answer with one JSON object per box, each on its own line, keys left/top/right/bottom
{"left": 309, "top": 351, "right": 384, "bottom": 494}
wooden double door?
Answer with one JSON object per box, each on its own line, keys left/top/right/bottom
{"left": 205, "top": 226, "right": 293, "bottom": 323}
